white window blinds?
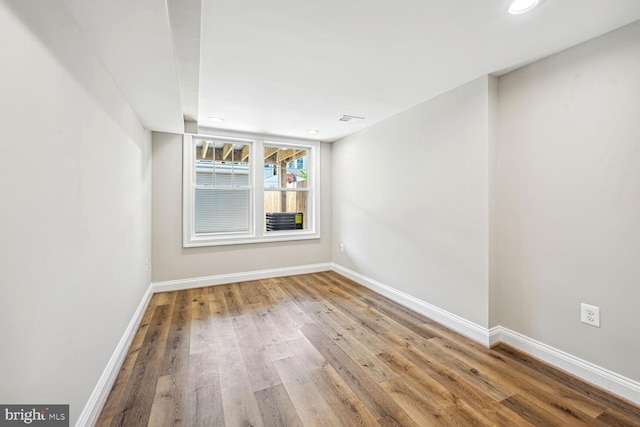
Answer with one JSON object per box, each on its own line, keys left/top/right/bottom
{"left": 194, "top": 188, "right": 250, "bottom": 233}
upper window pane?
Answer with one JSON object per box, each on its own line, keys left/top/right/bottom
{"left": 263, "top": 146, "right": 308, "bottom": 188}
{"left": 195, "top": 139, "right": 250, "bottom": 187}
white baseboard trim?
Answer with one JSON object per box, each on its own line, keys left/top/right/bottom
{"left": 491, "top": 326, "right": 640, "bottom": 405}
{"left": 151, "top": 263, "right": 333, "bottom": 293}
{"left": 75, "top": 285, "right": 154, "bottom": 427}
{"left": 330, "top": 263, "right": 491, "bottom": 346}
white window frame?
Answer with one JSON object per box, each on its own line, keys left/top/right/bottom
{"left": 183, "top": 132, "right": 321, "bottom": 247}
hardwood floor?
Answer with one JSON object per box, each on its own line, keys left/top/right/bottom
{"left": 96, "top": 271, "right": 640, "bottom": 426}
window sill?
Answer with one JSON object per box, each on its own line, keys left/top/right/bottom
{"left": 183, "top": 231, "right": 321, "bottom": 248}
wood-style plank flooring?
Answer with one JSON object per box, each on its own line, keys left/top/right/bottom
{"left": 96, "top": 271, "right": 640, "bottom": 426}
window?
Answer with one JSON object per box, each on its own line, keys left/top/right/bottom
{"left": 183, "top": 133, "right": 320, "bottom": 246}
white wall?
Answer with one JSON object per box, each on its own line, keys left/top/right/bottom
{"left": 151, "top": 132, "right": 332, "bottom": 282}
{"left": 497, "top": 21, "right": 640, "bottom": 381}
{"left": 0, "top": 1, "right": 152, "bottom": 424}
{"left": 332, "top": 77, "right": 492, "bottom": 328}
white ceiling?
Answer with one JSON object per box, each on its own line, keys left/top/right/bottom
{"left": 63, "top": 0, "right": 640, "bottom": 142}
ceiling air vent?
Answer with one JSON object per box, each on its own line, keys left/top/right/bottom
{"left": 339, "top": 115, "right": 365, "bottom": 122}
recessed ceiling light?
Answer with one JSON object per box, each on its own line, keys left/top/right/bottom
{"left": 208, "top": 116, "right": 224, "bottom": 123}
{"left": 306, "top": 129, "right": 320, "bottom": 135}
{"left": 508, "top": 0, "right": 541, "bottom": 15}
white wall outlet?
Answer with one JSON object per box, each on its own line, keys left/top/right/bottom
{"left": 580, "top": 303, "right": 600, "bottom": 327}
{"left": 339, "top": 243, "right": 345, "bottom": 253}
{"left": 145, "top": 258, "right": 149, "bottom": 272}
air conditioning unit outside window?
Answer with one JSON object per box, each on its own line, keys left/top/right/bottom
{"left": 266, "top": 212, "right": 303, "bottom": 231}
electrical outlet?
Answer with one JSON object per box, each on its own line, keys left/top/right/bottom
{"left": 145, "top": 258, "right": 149, "bottom": 272}
{"left": 339, "top": 243, "right": 345, "bottom": 253}
{"left": 580, "top": 303, "right": 600, "bottom": 327}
